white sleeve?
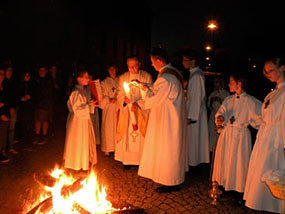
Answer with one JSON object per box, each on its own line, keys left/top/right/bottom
{"left": 187, "top": 75, "right": 204, "bottom": 120}
{"left": 215, "top": 99, "right": 227, "bottom": 125}
{"left": 144, "top": 77, "right": 172, "bottom": 110}
{"left": 249, "top": 97, "right": 263, "bottom": 129}
{"left": 69, "top": 91, "right": 90, "bottom": 119}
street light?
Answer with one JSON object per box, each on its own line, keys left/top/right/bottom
{"left": 205, "top": 45, "right": 212, "bottom": 51}
{"left": 207, "top": 21, "right": 218, "bottom": 31}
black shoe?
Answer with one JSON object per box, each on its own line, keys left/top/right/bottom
{"left": 123, "top": 165, "right": 131, "bottom": 170}
{"left": 0, "top": 154, "right": 10, "bottom": 164}
{"left": 33, "top": 134, "right": 40, "bottom": 145}
{"left": 235, "top": 198, "right": 245, "bottom": 207}
{"left": 155, "top": 185, "right": 181, "bottom": 193}
{"left": 38, "top": 135, "right": 47, "bottom": 145}
{"left": 9, "top": 148, "right": 19, "bottom": 155}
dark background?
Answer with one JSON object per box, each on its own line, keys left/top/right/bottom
{"left": 0, "top": 0, "right": 283, "bottom": 99}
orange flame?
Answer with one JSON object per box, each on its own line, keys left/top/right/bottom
{"left": 27, "top": 166, "right": 118, "bottom": 214}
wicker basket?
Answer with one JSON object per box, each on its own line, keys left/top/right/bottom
{"left": 265, "top": 181, "right": 285, "bottom": 201}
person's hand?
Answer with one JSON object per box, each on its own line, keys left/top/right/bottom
{"left": 216, "top": 115, "right": 225, "bottom": 125}
{"left": 0, "top": 102, "right": 4, "bottom": 108}
{"left": 142, "top": 85, "right": 149, "bottom": 91}
{"left": 1, "top": 115, "right": 9, "bottom": 121}
{"left": 9, "top": 108, "right": 16, "bottom": 116}
{"left": 89, "top": 100, "right": 99, "bottom": 107}
{"left": 124, "top": 96, "right": 131, "bottom": 104}
{"left": 131, "top": 102, "right": 139, "bottom": 111}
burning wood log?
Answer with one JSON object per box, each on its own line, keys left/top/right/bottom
{"left": 26, "top": 197, "right": 52, "bottom": 214}
{"left": 61, "top": 176, "right": 85, "bottom": 197}
{"left": 33, "top": 172, "right": 57, "bottom": 187}
{"left": 26, "top": 176, "right": 85, "bottom": 214}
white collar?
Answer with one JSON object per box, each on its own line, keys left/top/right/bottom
{"left": 189, "top": 66, "right": 200, "bottom": 73}
{"left": 159, "top": 63, "right": 172, "bottom": 72}
{"left": 276, "top": 81, "right": 285, "bottom": 89}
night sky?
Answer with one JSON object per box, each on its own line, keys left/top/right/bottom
{"left": 0, "top": 0, "right": 284, "bottom": 78}
{"left": 149, "top": 0, "right": 284, "bottom": 62}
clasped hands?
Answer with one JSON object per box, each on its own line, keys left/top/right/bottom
{"left": 123, "top": 96, "right": 139, "bottom": 112}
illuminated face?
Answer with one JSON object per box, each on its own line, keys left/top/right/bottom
{"left": 228, "top": 76, "right": 240, "bottom": 93}
{"left": 127, "top": 59, "right": 140, "bottom": 74}
{"left": 150, "top": 56, "right": 161, "bottom": 71}
{"left": 77, "top": 72, "right": 89, "bottom": 86}
{"left": 39, "top": 67, "right": 47, "bottom": 77}
{"left": 108, "top": 66, "right": 117, "bottom": 78}
{"left": 263, "top": 62, "right": 284, "bottom": 82}
{"left": 182, "top": 56, "right": 195, "bottom": 69}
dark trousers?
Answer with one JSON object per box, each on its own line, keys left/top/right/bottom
{"left": 0, "top": 120, "right": 9, "bottom": 155}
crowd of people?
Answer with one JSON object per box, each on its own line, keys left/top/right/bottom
{"left": 0, "top": 63, "right": 66, "bottom": 162}
{"left": 1, "top": 48, "right": 284, "bottom": 213}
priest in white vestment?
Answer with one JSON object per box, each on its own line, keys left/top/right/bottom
{"left": 115, "top": 56, "right": 152, "bottom": 167}
{"left": 138, "top": 48, "right": 187, "bottom": 193}
{"left": 212, "top": 73, "right": 262, "bottom": 194}
{"left": 244, "top": 58, "right": 285, "bottom": 213}
{"left": 99, "top": 64, "right": 118, "bottom": 155}
{"left": 63, "top": 70, "right": 98, "bottom": 171}
{"left": 182, "top": 50, "right": 210, "bottom": 166}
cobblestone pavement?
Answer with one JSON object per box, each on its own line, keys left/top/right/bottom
{"left": 0, "top": 132, "right": 276, "bottom": 214}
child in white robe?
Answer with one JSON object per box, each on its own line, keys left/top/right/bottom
{"left": 99, "top": 64, "right": 118, "bottom": 156}
{"left": 244, "top": 57, "right": 285, "bottom": 213}
{"left": 63, "top": 70, "right": 98, "bottom": 171}
{"left": 212, "top": 72, "right": 262, "bottom": 200}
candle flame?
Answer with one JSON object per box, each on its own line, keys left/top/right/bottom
{"left": 123, "top": 82, "right": 130, "bottom": 93}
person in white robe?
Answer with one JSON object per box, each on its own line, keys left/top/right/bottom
{"left": 138, "top": 48, "right": 187, "bottom": 193}
{"left": 63, "top": 70, "right": 98, "bottom": 171}
{"left": 115, "top": 56, "right": 152, "bottom": 167}
{"left": 207, "top": 77, "right": 230, "bottom": 152}
{"left": 212, "top": 73, "right": 262, "bottom": 196}
{"left": 99, "top": 64, "right": 118, "bottom": 156}
{"left": 182, "top": 50, "right": 210, "bottom": 166}
{"left": 244, "top": 57, "right": 285, "bottom": 213}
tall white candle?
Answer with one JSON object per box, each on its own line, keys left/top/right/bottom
{"left": 123, "top": 82, "right": 138, "bottom": 131}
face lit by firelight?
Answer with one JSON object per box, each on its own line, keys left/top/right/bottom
{"left": 263, "top": 61, "right": 285, "bottom": 83}
{"left": 127, "top": 58, "right": 140, "bottom": 74}
{"left": 77, "top": 72, "right": 89, "bottom": 86}
{"left": 228, "top": 76, "right": 241, "bottom": 93}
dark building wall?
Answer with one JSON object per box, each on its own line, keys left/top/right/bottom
{"left": 0, "top": 0, "right": 152, "bottom": 80}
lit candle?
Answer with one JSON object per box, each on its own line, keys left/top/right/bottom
{"left": 123, "top": 82, "right": 130, "bottom": 99}
{"left": 123, "top": 82, "right": 138, "bottom": 131}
